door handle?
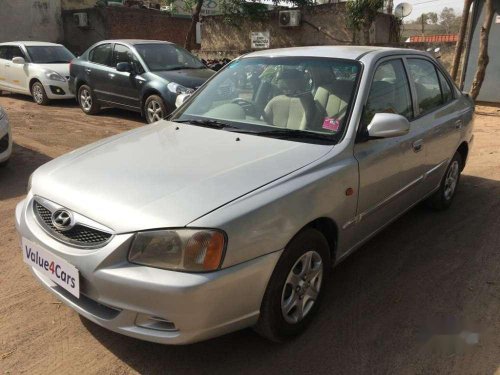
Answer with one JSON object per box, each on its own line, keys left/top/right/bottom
{"left": 455, "top": 120, "right": 463, "bottom": 129}
{"left": 412, "top": 139, "right": 424, "bottom": 153}
{"left": 85, "top": 68, "right": 91, "bottom": 73}
{"left": 108, "top": 73, "right": 115, "bottom": 78}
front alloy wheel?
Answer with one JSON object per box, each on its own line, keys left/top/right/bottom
{"left": 31, "top": 82, "right": 49, "bottom": 105}
{"left": 145, "top": 95, "right": 167, "bottom": 124}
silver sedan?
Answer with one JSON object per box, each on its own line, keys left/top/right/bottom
{"left": 15, "top": 46, "right": 474, "bottom": 344}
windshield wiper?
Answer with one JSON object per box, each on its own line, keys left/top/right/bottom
{"left": 173, "top": 119, "right": 237, "bottom": 130}
{"left": 252, "top": 128, "right": 335, "bottom": 142}
{"left": 44, "top": 60, "right": 71, "bottom": 63}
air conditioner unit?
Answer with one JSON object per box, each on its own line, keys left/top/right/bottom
{"left": 279, "top": 10, "right": 301, "bottom": 27}
{"left": 74, "top": 12, "right": 88, "bottom": 28}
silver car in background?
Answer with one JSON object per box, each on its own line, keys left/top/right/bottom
{"left": 16, "top": 46, "right": 474, "bottom": 345}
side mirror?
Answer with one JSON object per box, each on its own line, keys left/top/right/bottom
{"left": 175, "top": 92, "right": 191, "bottom": 108}
{"left": 116, "top": 62, "right": 133, "bottom": 73}
{"left": 367, "top": 113, "right": 410, "bottom": 138}
{"left": 12, "top": 57, "right": 26, "bottom": 65}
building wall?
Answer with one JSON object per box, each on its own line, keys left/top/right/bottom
{"left": 199, "top": 3, "right": 393, "bottom": 57}
{"left": 0, "top": 0, "right": 63, "bottom": 43}
{"left": 61, "top": 0, "right": 97, "bottom": 10}
{"left": 463, "top": 0, "right": 500, "bottom": 103}
{"left": 62, "top": 6, "right": 194, "bottom": 55}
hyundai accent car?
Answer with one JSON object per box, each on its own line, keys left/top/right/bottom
{"left": 0, "top": 105, "right": 12, "bottom": 166}
{"left": 0, "top": 42, "right": 75, "bottom": 105}
{"left": 16, "top": 46, "right": 474, "bottom": 344}
{"left": 69, "top": 39, "right": 214, "bottom": 123}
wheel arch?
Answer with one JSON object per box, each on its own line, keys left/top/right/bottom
{"left": 457, "top": 141, "right": 469, "bottom": 171}
{"left": 29, "top": 78, "right": 41, "bottom": 91}
{"left": 295, "top": 217, "right": 338, "bottom": 265}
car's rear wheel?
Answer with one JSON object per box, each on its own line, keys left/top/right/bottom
{"left": 144, "top": 95, "right": 167, "bottom": 124}
{"left": 427, "top": 151, "right": 463, "bottom": 210}
{"left": 78, "top": 85, "right": 100, "bottom": 115}
{"left": 31, "top": 81, "right": 49, "bottom": 105}
{"left": 255, "top": 228, "right": 330, "bottom": 342}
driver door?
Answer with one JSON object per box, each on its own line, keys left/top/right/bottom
{"left": 353, "top": 58, "right": 427, "bottom": 241}
{"left": 7, "top": 46, "right": 29, "bottom": 93}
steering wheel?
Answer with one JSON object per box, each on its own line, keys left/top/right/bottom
{"left": 231, "top": 98, "right": 259, "bottom": 118}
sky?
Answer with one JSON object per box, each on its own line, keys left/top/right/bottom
{"left": 394, "top": 0, "right": 464, "bottom": 22}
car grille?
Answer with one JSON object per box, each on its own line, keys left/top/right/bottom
{"left": 33, "top": 200, "right": 112, "bottom": 248}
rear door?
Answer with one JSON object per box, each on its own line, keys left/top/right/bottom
{"left": 85, "top": 43, "right": 114, "bottom": 102}
{"left": 405, "top": 57, "right": 462, "bottom": 194}
{"left": 0, "top": 45, "right": 29, "bottom": 93}
{"left": 0, "top": 46, "right": 9, "bottom": 90}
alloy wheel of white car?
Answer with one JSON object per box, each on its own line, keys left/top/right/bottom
{"left": 31, "top": 82, "right": 49, "bottom": 105}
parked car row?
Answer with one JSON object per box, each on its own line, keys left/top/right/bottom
{"left": 15, "top": 45, "right": 474, "bottom": 344}
{"left": 0, "top": 40, "right": 215, "bottom": 123}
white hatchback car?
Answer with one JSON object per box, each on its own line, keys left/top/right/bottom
{"left": 0, "top": 106, "right": 12, "bottom": 167}
{"left": 0, "top": 42, "right": 75, "bottom": 105}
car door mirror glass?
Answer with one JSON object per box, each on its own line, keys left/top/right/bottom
{"left": 12, "top": 57, "right": 25, "bottom": 65}
{"left": 367, "top": 113, "right": 410, "bottom": 138}
{"left": 116, "top": 62, "right": 133, "bottom": 73}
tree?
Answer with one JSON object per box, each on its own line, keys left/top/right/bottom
{"left": 425, "top": 12, "right": 438, "bottom": 24}
{"left": 346, "top": 0, "right": 384, "bottom": 45}
{"left": 451, "top": 0, "right": 473, "bottom": 82}
{"left": 470, "top": 0, "right": 494, "bottom": 100}
{"left": 440, "top": 7, "right": 458, "bottom": 33}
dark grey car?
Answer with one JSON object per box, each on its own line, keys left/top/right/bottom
{"left": 69, "top": 40, "right": 214, "bottom": 123}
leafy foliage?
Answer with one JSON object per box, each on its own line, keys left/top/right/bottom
{"left": 346, "top": 0, "right": 384, "bottom": 44}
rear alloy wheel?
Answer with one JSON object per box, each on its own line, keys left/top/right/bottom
{"left": 255, "top": 228, "right": 330, "bottom": 342}
{"left": 78, "top": 85, "right": 100, "bottom": 115}
{"left": 427, "top": 152, "right": 463, "bottom": 210}
{"left": 31, "top": 82, "right": 49, "bottom": 105}
{"left": 144, "top": 95, "right": 167, "bottom": 124}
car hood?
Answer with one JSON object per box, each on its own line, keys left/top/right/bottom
{"left": 32, "top": 122, "right": 332, "bottom": 233}
{"left": 36, "top": 63, "right": 70, "bottom": 76}
{"left": 152, "top": 68, "right": 214, "bottom": 88}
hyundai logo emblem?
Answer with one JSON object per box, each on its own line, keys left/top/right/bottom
{"left": 51, "top": 209, "right": 74, "bottom": 231}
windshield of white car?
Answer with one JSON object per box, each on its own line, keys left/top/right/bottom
{"left": 134, "top": 43, "right": 205, "bottom": 71}
{"left": 172, "top": 56, "right": 361, "bottom": 143}
{"left": 26, "top": 46, "right": 75, "bottom": 64}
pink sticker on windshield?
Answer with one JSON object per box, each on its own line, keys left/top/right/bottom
{"left": 322, "top": 117, "right": 340, "bottom": 132}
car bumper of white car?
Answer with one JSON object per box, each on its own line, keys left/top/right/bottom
{"left": 42, "top": 80, "right": 74, "bottom": 100}
{"left": 15, "top": 196, "right": 281, "bottom": 345}
{"left": 0, "top": 112, "right": 12, "bottom": 163}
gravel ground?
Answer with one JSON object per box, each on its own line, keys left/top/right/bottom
{"left": 0, "top": 93, "right": 499, "bottom": 375}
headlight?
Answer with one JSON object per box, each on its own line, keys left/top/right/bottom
{"left": 45, "top": 71, "right": 66, "bottom": 82}
{"left": 129, "top": 229, "right": 226, "bottom": 272}
{"left": 167, "top": 82, "right": 192, "bottom": 95}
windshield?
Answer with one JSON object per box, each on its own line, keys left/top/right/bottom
{"left": 26, "top": 46, "right": 75, "bottom": 64}
{"left": 173, "top": 57, "right": 361, "bottom": 142}
{"left": 134, "top": 43, "right": 205, "bottom": 71}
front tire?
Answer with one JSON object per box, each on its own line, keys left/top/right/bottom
{"left": 427, "top": 152, "right": 463, "bottom": 210}
{"left": 78, "top": 85, "right": 100, "bottom": 115}
{"left": 31, "top": 81, "right": 49, "bottom": 105}
{"left": 144, "top": 95, "right": 167, "bottom": 124}
{"left": 255, "top": 228, "right": 331, "bottom": 342}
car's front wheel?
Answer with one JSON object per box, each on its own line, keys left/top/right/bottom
{"left": 78, "top": 85, "right": 100, "bottom": 115}
{"left": 255, "top": 228, "right": 330, "bottom": 342}
{"left": 144, "top": 95, "right": 167, "bottom": 124}
{"left": 31, "top": 81, "right": 49, "bottom": 105}
{"left": 427, "top": 151, "right": 463, "bottom": 210}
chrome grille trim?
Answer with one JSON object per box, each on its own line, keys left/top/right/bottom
{"left": 32, "top": 196, "right": 114, "bottom": 249}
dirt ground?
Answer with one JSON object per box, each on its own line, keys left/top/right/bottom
{"left": 0, "top": 93, "right": 499, "bottom": 375}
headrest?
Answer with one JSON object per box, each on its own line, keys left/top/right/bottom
{"left": 276, "top": 69, "right": 307, "bottom": 95}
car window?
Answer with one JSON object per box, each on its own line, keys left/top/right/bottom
{"left": 0, "top": 46, "right": 25, "bottom": 60}
{"left": 173, "top": 57, "right": 361, "bottom": 142}
{"left": 112, "top": 44, "right": 144, "bottom": 74}
{"left": 364, "top": 59, "right": 413, "bottom": 125}
{"left": 437, "top": 69, "right": 453, "bottom": 103}
{"left": 135, "top": 43, "right": 205, "bottom": 71}
{"left": 89, "top": 43, "right": 112, "bottom": 66}
{"left": 407, "top": 59, "right": 442, "bottom": 115}
{"left": 26, "top": 46, "right": 74, "bottom": 64}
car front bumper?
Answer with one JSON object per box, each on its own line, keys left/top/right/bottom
{"left": 41, "top": 80, "right": 74, "bottom": 100}
{"left": 0, "top": 113, "right": 12, "bottom": 163}
{"left": 15, "top": 196, "right": 281, "bottom": 344}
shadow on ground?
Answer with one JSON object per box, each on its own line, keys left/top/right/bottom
{"left": 0, "top": 143, "right": 52, "bottom": 201}
{"left": 80, "top": 174, "right": 500, "bottom": 374}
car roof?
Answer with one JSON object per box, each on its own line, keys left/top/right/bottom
{"left": 97, "top": 39, "right": 174, "bottom": 46}
{"left": 242, "top": 46, "right": 430, "bottom": 61}
{"left": 0, "top": 41, "right": 62, "bottom": 47}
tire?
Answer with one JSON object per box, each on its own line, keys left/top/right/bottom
{"left": 427, "top": 152, "right": 463, "bottom": 210}
{"left": 78, "top": 84, "right": 100, "bottom": 115}
{"left": 255, "top": 228, "right": 331, "bottom": 342}
{"left": 31, "top": 81, "right": 49, "bottom": 105}
{"left": 144, "top": 95, "right": 167, "bottom": 124}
